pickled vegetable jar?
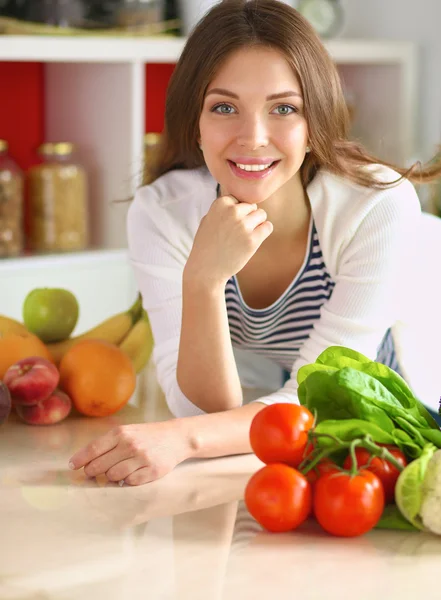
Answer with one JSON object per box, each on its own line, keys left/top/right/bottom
{"left": 0, "top": 140, "right": 24, "bottom": 258}
{"left": 143, "top": 133, "right": 162, "bottom": 185}
{"left": 28, "top": 142, "right": 89, "bottom": 252}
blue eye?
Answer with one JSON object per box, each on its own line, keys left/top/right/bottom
{"left": 273, "top": 105, "right": 296, "bottom": 115}
{"left": 211, "top": 103, "right": 236, "bottom": 114}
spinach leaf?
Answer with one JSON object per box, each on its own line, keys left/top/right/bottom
{"left": 336, "top": 368, "right": 424, "bottom": 430}
{"left": 420, "top": 428, "right": 441, "bottom": 448}
{"left": 394, "top": 417, "right": 426, "bottom": 448}
{"left": 356, "top": 362, "right": 429, "bottom": 427}
{"left": 315, "top": 345, "right": 371, "bottom": 368}
{"left": 298, "top": 380, "right": 307, "bottom": 405}
{"left": 358, "top": 362, "right": 416, "bottom": 408}
{"left": 313, "top": 346, "right": 438, "bottom": 430}
{"left": 297, "top": 363, "right": 337, "bottom": 386}
{"left": 415, "top": 402, "right": 440, "bottom": 431}
{"left": 375, "top": 505, "right": 419, "bottom": 531}
{"left": 391, "top": 429, "right": 422, "bottom": 459}
{"left": 314, "top": 419, "right": 395, "bottom": 445}
{"left": 301, "top": 370, "right": 395, "bottom": 432}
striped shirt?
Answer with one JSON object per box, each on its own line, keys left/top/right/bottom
{"left": 225, "top": 218, "right": 401, "bottom": 376}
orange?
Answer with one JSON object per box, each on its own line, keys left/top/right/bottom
{"left": 0, "top": 332, "right": 54, "bottom": 379}
{"left": 59, "top": 339, "right": 136, "bottom": 417}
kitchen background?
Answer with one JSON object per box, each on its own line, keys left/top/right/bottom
{"left": 0, "top": 0, "right": 440, "bottom": 333}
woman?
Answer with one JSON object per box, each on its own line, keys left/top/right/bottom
{"left": 68, "top": 0, "right": 441, "bottom": 485}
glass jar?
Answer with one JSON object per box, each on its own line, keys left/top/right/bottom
{"left": 0, "top": 140, "right": 24, "bottom": 258}
{"left": 25, "top": 0, "right": 85, "bottom": 27}
{"left": 116, "top": 0, "right": 165, "bottom": 29}
{"left": 143, "top": 133, "right": 162, "bottom": 185}
{"left": 27, "top": 142, "right": 89, "bottom": 253}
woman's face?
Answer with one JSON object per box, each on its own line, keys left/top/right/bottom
{"left": 199, "top": 46, "right": 309, "bottom": 204}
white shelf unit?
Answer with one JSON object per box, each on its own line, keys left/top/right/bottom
{"left": 0, "top": 36, "right": 418, "bottom": 252}
{"left": 0, "top": 36, "right": 418, "bottom": 325}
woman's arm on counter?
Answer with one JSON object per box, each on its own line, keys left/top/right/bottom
{"left": 68, "top": 402, "right": 266, "bottom": 486}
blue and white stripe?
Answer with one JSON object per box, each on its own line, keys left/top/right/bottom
{"left": 225, "top": 219, "right": 400, "bottom": 374}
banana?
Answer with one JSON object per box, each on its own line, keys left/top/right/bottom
{"left": 0, "top": 315, "right": 29, "bottom": 336}
{"left": 119, "top": 309, "right": 154, "bottom": 374}
{"left": 47, "top": 293, "right": 143, "bottom": 365}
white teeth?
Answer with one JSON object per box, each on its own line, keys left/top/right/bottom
{"left": 235, "top": 162, "right": 273, "bottom": 172}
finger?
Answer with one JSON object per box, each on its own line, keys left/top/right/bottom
{"left": 124, "top": 466, "right": 164, "bottom": 486}
{"left": 233, "top": 201, "right": 259, "bottom": 217}
{"left": 68, "top": 431, "right": 119, "bottom": 470}
{"left": 252, "top": 220, "right": 274, "bottom": 245}
{"left": 218, "top": 195, "right": 257, "bottom": 214}
{"left": 218, "top": 194, "right": 240, "bottom": 205}
{"left": 105, "top": 457, "right": 144, "bottom": 483}
{"left": 244, "top": 208, "right": 269, "bottom": 231}
{"left": 83, "top": 446, "right": 132, "bottom": 478}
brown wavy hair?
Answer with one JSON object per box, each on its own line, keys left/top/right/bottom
{"left": 152, "top": 0, "right": 441, "bottom": 189}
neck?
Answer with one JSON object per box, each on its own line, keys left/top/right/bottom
{"left": 260, "top": 175, "right": 310, "bottom": 244}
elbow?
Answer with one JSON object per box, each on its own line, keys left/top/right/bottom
{"left": 182, "top": 392, "right": 242, "bottom": 415}
{"left": 176, "top": 374, "right": 242, "bottom": 414}
{"left": 164, "top": 380, "right": 241, "bottom": 418}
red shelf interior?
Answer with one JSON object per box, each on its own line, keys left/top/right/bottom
{"left": 0, "top": 62, "right": 45, "bottom": 172}
{"left": 145, "top": 63, "right": 175, "bottom": 133}
{"left": 0, "top": 62, "right": 175, "bottom": 164}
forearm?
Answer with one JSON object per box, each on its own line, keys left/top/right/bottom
{"left": 180, "top": 401, "right": 266, "bottom": 459}
{"left": 177, "top": 275, "right": 243, "bottom": 413}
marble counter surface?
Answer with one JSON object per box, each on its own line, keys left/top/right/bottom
{"left": 1, "top": 369, "right": 440, "bottom": 600}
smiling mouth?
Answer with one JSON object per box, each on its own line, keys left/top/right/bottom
{"left": 228, "top": 160, "right": 280, "bottom": 172}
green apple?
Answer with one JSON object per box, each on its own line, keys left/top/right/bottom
{"left": 23, "top": 288, "right": 79, "bottom": 343}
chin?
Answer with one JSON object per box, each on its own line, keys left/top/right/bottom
{"left": 225, "top": 182, "right": 281, "bottom": 204}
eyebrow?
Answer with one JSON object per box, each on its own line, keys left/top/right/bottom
{"left": 205, "top": 88, "right": 302, "bottom": 101}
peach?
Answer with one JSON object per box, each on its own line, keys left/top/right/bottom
{"left": 15, "top": 388, "right": 72, "bottom": 426}
{"left": 4, "top": 356, "right": 59, "bottom": 406}
{"left": 0, "top": 382, "right": 11, "bottom": 425}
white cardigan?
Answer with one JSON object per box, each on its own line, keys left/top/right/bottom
{"left": 127, "top": 165, "right": 441, "bottom": 416}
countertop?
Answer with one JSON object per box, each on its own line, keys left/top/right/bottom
{"left": 1, "top": 368, "right": 441, "bottom": 600}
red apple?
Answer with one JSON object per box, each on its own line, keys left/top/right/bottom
{"left": 4, "top": 356, "right": 59, "bottom": 406}
{"left": 15, "top": 388, "right": 72, "bottom": 426}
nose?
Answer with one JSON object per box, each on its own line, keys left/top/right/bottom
{"left": 236, "top": 115, "right": 269, "bottom": 150}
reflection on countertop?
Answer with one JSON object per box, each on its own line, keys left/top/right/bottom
{"left": 1, "top": 365, "right": 441, "bottom": 600}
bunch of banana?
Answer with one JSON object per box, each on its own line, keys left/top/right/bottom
{"left": 46, "top": 293, "right": 144, "bottom": 365}
{"left": 118, "top": 309, "right": 154, "bottom": 374}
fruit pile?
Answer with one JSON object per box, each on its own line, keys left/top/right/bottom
{"left": 0, "top": 288, "right": 154, "bottom": 427}
{"left": 245, "top": 404, "right": 408, "bottom": 537}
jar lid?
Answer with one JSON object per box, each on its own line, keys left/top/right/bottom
{"left": 38, "top": 142, "right": 75, "bottom": 156}
{"left": 0, "top": 140, "right": 8, "bottom": 152}
{"left": 144, "top": 133, "right": 161, "bottom": 146}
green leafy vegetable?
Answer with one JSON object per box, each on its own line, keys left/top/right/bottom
{"left": 297, "top": 345, "right": 441, "bottom": 459}
{"left": 391, "top": 429, "right": 422, "bottom": 459}
{"left": 315, "top": 346, "right": 371, "bottom": 367}
{"left": 314, "top": 419, "right": 395, "bottom": 446}
{"left": 296, "top": 363, "right": 337, "bottom": 386}
{"left": 375, "top": 504, "right": 419, "bottom": 531}
{"left": 302, "top": 369, "right": 396, "bottom": 432}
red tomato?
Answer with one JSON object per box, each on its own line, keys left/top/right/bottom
{"left": 245, "top": 463, "right": 312, "bottom": 533}
{"left": 305, "top": 458, "right": 339, "bottom": 486}
{"left": 250, "top": 404, "right": 314, "bottom": 467}
{"left": 314, "top": 470, "right": 385, "bottom": 537}
{"left": 343, "top": 446, "right": 407, "bottom": 504}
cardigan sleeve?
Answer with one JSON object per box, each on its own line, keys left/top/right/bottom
{"left": 127, "top": 184, "right": 208, "bottom": 418}
{"left": 252, "top": 178, "right": 422, "bottom": 406}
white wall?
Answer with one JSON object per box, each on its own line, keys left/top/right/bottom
{"left": 340, "top": 0, "right": 441, "bottom": 161}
